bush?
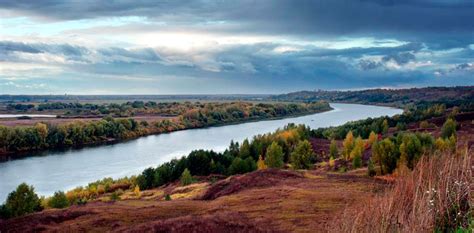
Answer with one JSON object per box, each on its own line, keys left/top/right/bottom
{"left": 264, "top": 142, "right": 284, "bottom": 168}
{"left": 180, "top": 168, "right": 193, "bottom": 186}
{"left": 352, "top": 154, "right": 362, "bottom": 169}
{"left": 110, "top": 191, "right": 121, "bottom": 201}
{"left": 367, "top": 159, "right": 376, "bottom": 177}
{"left": 0, "top": 183, "right": 43, "bottom": 219}
{"left": 290, "top": 140, "right": 315, "bottom": 169}
{"left": 329, "top": 139, "right": 339, "bottom": 158}
{"left": 441, "top": 118, "right": 457, "bottom": 139}
{"left": 48, "top": 191, "right": 69, "bottom": 209}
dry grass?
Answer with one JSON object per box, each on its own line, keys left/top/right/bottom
{"left": 332, "top": 150, "right": 472, "bottom": 232}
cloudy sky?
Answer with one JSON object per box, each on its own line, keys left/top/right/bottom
{"left": 0, "top": 0, "right": 473, "bottom": 94}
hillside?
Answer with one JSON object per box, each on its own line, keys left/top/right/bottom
{"left": 270, "top": 86, "right": 474, "bottom": 107}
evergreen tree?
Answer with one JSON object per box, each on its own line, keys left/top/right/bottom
{"left": 239, "top": 139, "right": 252, "bottom": 159}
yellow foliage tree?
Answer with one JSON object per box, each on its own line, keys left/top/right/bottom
{"left": 257, "top": 155, "right": 267, "bottom": 170}
{"left": 343, "top": 131, "right": 354, "bottom": 160}
{"left": 35, "top": 123, "right": 48, "bottom": 146}
{"left": 367, "top": 131, "right": 378, "bottom": 147}
{"left": 134, "top": 185, "right": 141, "bottom": 197}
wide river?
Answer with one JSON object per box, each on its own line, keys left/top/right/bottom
{"left": 0, "top": 103, "right": 402, "bottom": 201}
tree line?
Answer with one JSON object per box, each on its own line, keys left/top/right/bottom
{"left": 0, "top": 101, "right": 331, "bottom": 154}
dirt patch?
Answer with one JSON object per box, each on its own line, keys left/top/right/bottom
{"left": 200, "top": 169, "right": 303, "bottom": 200}
{"left": 118, "top": 211, "right": 274, "bottom": 233}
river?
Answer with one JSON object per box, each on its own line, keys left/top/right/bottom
{"left": 0, "top": 103, "right": 402, "bottom": 201}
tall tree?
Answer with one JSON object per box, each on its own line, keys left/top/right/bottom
{"left": 265, "top": 142, "right": 284, "bottom": 168}
{"left": 290, "top": 140, "right": 315, "bottom": 169}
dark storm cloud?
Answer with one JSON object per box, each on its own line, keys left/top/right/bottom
{"left": 1, "top": 0, "right": 474, "bottom": 38}
{"left": 382, "top": 52, "right": 416, "bottom": 65}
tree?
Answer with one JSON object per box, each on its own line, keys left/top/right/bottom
{"left": 352, "top": 154, "right": 362, "bottom": 169}
{"left": 0, "top": 183, "right": 42, "bottom": 218}
{"left": 350, "top": 137, "right": 364, "bottom": 160}
{"left": 441, "top": 118, "right": 457, "bottom": 139}
{"left": 367, "top": 131, "right": 378, "bottom": 146}
{"left": 133, "top": 185, "right": 141, "bottom": 197}
{"left": 382, "top": 119, "right": 389, "bottom": 134}
{"left": 257, "top": 155, "right": 267, "bottom": 170}
{"left": 239, "top": 139, "right": 251, "bottom": 159}
{"left": 290, "top": 140, "right": 315, "bottom": 169}
{"left": 48, "top": 191, "right": 69, "bottom": 209}
{"left": 180, "top": 168, "right": 193, "bottom": 186}
{"left": 342, "top": 131, "right": 354, "bottom": 160}
{"left": 229, "top": 157, "right": 256, "bottom": 175}
{"left": 137, "top": 167, "right": 155, "bottom": 190}
{"left": 372, "top": 139, "right": 397, "bottom": 175}
{"left": 264, "top": 142, "right": 284, "bottom": 168}
{"left": 329, "top": 140, "right": 339, "bottom": 158}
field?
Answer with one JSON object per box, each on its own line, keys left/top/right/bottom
{"left": 0, "top": 168, "right": 387, "bottom": 232}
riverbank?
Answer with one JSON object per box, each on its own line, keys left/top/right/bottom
{"left": 0, "top": 101, "right": 332, "bottom": 159}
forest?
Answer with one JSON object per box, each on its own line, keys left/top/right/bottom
{"left": 270, "top": 86, "right": 474, "bottom": 108}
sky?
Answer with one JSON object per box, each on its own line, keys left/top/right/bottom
{"left": 0, "top": 0, "right": 473, "bottom": 94}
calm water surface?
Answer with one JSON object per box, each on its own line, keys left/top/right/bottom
{"left": 0, "top": 103, "right": 402, "bottom": 201}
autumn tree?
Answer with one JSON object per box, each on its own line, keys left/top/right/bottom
{"left": 257, "top": 155, "right": 267, "bottom": 170}
{"left": 265, "top": 142, "right": 284, "bottom": 168}
{"left": 35, "top": 123, "right": 48, "bottom": 146}
{"left": 342, "top": 131, "right": 354, "bottom": 160}
{"left": 367, "top": 131, "right": 378, "bottom": 146}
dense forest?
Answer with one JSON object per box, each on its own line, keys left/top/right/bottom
{"left": 270, "top": 86, "right": 474, "bottom": 108}
{"left": 0, "top": 101, "right": 331, "bottom": 154}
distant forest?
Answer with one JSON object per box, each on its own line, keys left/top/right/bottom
{"left": 270, "top": 86, "right": 474, "bottom": 108}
